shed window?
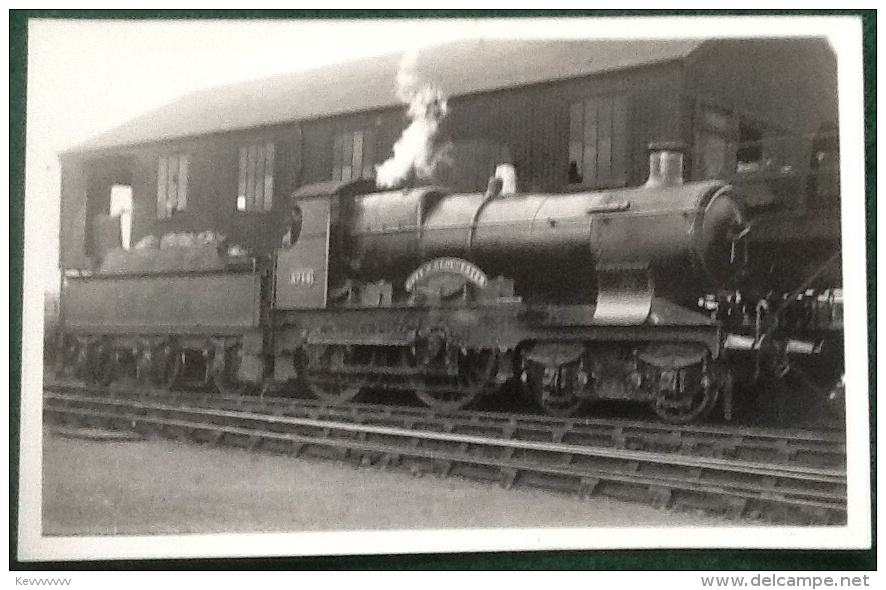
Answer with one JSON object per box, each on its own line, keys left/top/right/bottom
{"left": 109, "top": 184, "right": 133, "bottom": 250}
{"left": 332, "top": 130, "right": 375, "bottom": 182}
{"left": 237, "top": 142, "right": 275, "bottom": 212}
{"left": 568, "top": 95, "right": 628, "bottom": 187}
{"left": 694, "top": 105, "right": 774, "bottom": 178}
{"left": 737, "top": 121, "right": 764, "bottom": 167}
{"left": 694, "top": 108, "right": 736, "bottom": 180}
{"left": 157, "top": 153, "right": 189, "bottom": 219}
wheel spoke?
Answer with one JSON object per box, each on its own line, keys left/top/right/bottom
{"left": 83, "top": 340, "right": 114, "bottom": 385}
{"left": 108, "top": 348, "right": 139, "bottom": 387}
{"left": 213, "top": 343, "right": 246, "bottom": 396}
{"left": 651, "top": 365, "right": 719, "bottom": 424}
{"left": 526, "top": 361, "right": 587, "bottom": 417}
{"left": 141, "top": 341, "right": 182, "bottom": 391}
{"left": 301, "top": 345, "right": 363, "bottom": 404}
{"left": 57, "top": 337, "right": 85, "bottom": 380}
{"left": 413, "top": 349, "right": 496, "bottom": 412}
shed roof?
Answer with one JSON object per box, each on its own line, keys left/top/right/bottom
{"left": 66, "top": 38, "right": 706, "bottom": 155}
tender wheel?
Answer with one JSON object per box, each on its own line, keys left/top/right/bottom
{"left": 139, "top": 340, "right": 182, "bottom": 390}
{"left": 82, "top": 339, "right": 114, "bottom": 385}
{"left": 650, "top": 363, "right": 720, "bottom": 424}
{"left": 108, "top": 347, "right": 139, "bottom": 386}
{"left": 413, "top": 348, "right": 497, "bottom": 412}
{"left": 55, "top": 335, "right": 85, "bottom": 380}
{"left": 213, "top": 342, "right": 247, "bottom": 396}
{"left": 300, "top": 345, "right": 364, "bottom": 404}
{"left": 524, "top": 360, "right": 588, "bottom": 417}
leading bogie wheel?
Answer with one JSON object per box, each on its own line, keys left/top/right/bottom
{"left": 650, "top": 364, "right": 720, "bottom": 424}
{"left": 524, "top": 361, "right": 588, "bottom": 417}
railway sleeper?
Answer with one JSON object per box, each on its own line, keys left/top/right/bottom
{"left": 669, "top": 489, "right": 742, "bottom": 517}
{"left": 648, "top": 485, "right": 674, "bottom": 510}
{"left": 378, "top": 452, "right": 401, "bottom": 470}
{"left": 578, "top": 477, "right": 602, "bottom": 499}
{"left": 579, "top": 477, "right": 649, "bottom": 504}
{"left": 499, "top": 467, "right": 519, "bottom": 489}
{"left": 289, "top": 442, "right": 305, "bottom": 457}
{"left": 447, "top": 462, "right": 503, "bottom": 483}
{"left": 435, "top": 459, "right": 455, "bottom": 478}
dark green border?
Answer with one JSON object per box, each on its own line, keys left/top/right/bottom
{"left": 9, "top": 9, "right": 876, "bottom": 571}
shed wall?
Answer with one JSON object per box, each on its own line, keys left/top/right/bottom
{"left": 58, "top": 157, "right": 88, "bottom": 269}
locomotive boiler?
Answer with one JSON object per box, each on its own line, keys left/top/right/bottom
{"left": 269, "top": 142, "right": 750, "bottom": 421}
{"left": 343, "top": 142, "right": 748, "bottom": 304}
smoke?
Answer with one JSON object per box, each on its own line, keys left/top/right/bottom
{"left": 395, "top": 50, "right": 420, "bottom": 103}
{"left": 376, "top": 51, "right": 451, "bottom": 189}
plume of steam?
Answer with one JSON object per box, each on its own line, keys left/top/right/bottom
{"left": 395, "top": 51, "right": 419, "bottom": 102}
{"left": 376, "top": 51, "right": 451, "bottom": 189}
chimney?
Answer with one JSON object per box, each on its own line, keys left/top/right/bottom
{"left": 645, "top": 141, "right": 685, "bottom": 188}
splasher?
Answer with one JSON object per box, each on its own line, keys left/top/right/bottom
{"left": 376, "top": 52, "right": 451, "bottom": 189}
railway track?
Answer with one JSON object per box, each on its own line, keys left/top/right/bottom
{"left": 45, "top": 381, "right": 846, "bottom": 468}
{"left": 43, "top": 381, "right": 847, "bottom": 525}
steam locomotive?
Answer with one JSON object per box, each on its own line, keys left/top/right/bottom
{"left": 58, "top": 142, "right": 791, "bottom": 424}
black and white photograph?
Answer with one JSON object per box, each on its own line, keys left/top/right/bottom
{"left": 16, "top": 14, "right": 871, "bottom": 563}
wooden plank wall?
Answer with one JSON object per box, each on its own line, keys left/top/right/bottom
{"left": 446, "top": 63, "right": 683, "bottom": 192}
{"left": 58, "top": 157, "right": 89, "bottom": 269}
{"left": 300, "top": 108, "right": 402, "bottom": 186}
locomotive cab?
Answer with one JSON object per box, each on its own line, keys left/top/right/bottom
{"left": 273, "top": 178, "right": 377, "bottom": 310}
